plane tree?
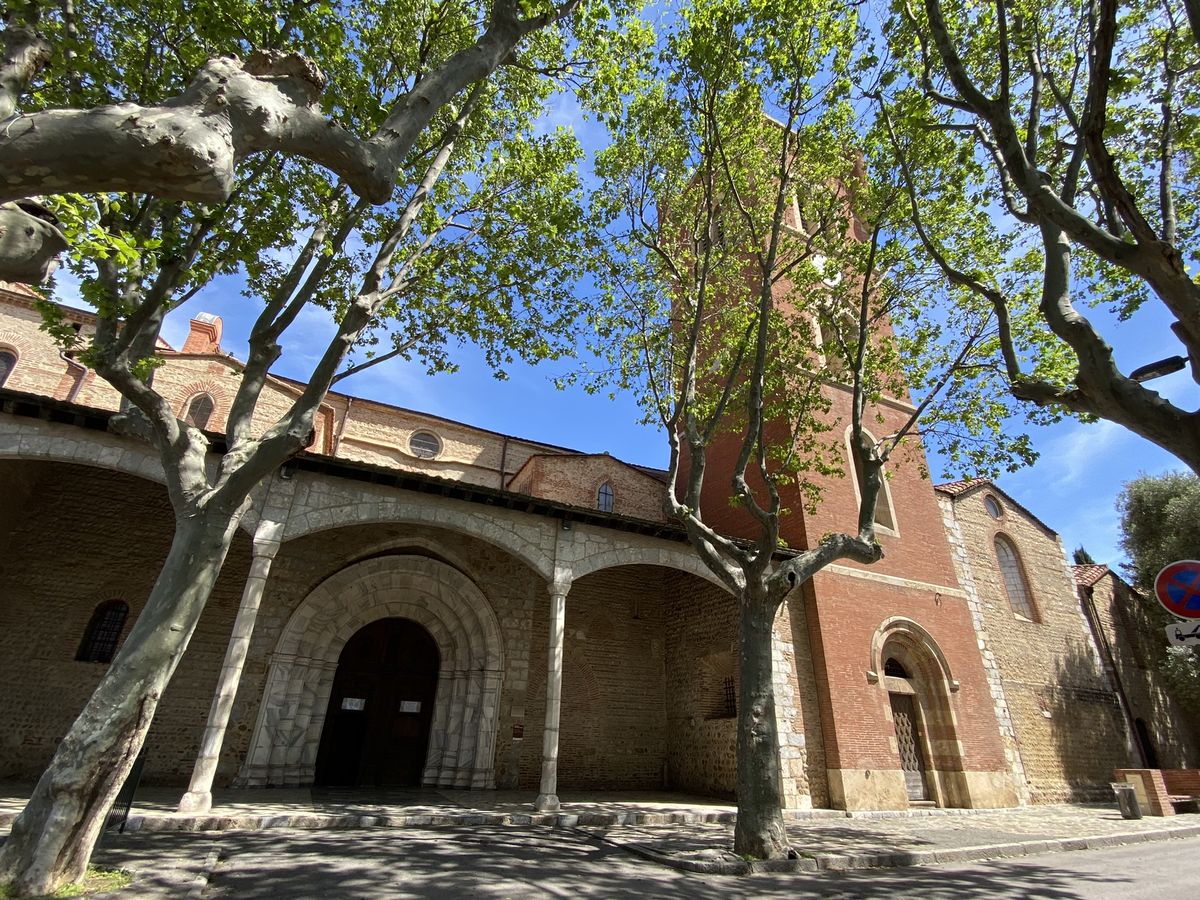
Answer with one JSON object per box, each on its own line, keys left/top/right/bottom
{"left": 0, "top": 0, "right": 633, "bottom": 894}
{"left": 581, "top": 0, "right": 1032, "bottom": 859}
{"left": 1118, "top": 471, "right": 1200, "bottom": 704}
{"left": 871, "top": 0, "right": 1200, "bottom": 473}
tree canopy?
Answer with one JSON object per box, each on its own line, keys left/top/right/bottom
{"left": 1117, "top": 470, "right": 1200, "bottom": 704}
{"left": 871, "top": 0, "right": 1200, "bottom": 473}
{"left": 0, "top": 1, "right": 636, "bottom": 894}
{"left": 1118, "top": 470, "right": 1200, "bottom": 589}
{"left": 579, "top": 0, "right": 1035, "bottom": 859}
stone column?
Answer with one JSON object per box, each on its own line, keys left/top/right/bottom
{"left": 177, "top": 523, "right": 282, "bottom": 813}
{"left": 534, "top": 578, "right": 570, "bottom": 812}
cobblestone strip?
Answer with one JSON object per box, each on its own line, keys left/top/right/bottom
{"left": 186, "top": 844, "right": 222, "bottom": 899}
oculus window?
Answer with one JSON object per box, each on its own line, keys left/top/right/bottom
{"left": 409, "top": 431, "right": 442, "bottom": 459}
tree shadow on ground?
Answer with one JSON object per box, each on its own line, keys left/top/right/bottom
{"left": 180, "top": 825, "right": 1131, "bottom": 899}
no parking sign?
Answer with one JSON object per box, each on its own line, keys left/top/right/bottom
{"left": 1154, "top": 560, "right": 1200, "bottom": 620}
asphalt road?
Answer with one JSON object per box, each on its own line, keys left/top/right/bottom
{"left": 200, "top": 826, "right": 1197, "bottom": 899}
{"left": 75, "top": 825, "right": 1200, "bottom": 898}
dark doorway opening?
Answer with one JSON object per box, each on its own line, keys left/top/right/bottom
{"left": 315, "top": 617, "right": 440, "bottom": 787}
{"left": 1135, "top": 717, "right": 1160, "bottom": 769}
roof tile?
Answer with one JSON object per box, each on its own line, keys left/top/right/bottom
{"left": 1072, "top": 563, "right": 1110, "bottom": 587}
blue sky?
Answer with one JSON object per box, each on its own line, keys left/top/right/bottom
{"left": 136, "top": 260, "right": 1196, "bottom": 578}
{"left": 52, "top": 74, "right": 1199, "bottom": 580}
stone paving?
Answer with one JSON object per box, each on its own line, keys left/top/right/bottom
{"left": 0, "top": 783, "right": 741, "bottom": 831}
{"left": 4, "top": 782, "right": 1198, "bottom": 879}
{"left": 586, "top": 804, "right": 1200, "bottom": 874}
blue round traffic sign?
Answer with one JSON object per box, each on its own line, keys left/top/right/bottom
{"left": 1154, "top": 560, "right": 1200, "bottom": 620}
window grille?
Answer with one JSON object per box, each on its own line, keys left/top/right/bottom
{"left": 76, "top": 600, "right": 129, "bottom": 663}
{"left": 184, "top": 394, "right": 215, "bottom": 429}
{"left": 409, "top": 431, "right": 441, "bottom": 459}
{"left": 0, "top": 350, "right": 15, "bottom": 387}
{"left": 722, "top": 676, "right": 737, "bottom": 718}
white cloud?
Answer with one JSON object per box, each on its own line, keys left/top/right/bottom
{"left": 1023, "top": 418, "right": 1126, "bottom": 491}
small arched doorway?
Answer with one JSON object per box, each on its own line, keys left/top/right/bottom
{"left": 1135, "top": 718, "right": 1160, "bottom": 769}
{"left": 872, "top": 618, "right": 965, "bottom": 808}
{"left": 884, "top": 656, "right": 930, "bottom": 802}
{"left": 314, "top": 617, "right": 440, "bottom": 787}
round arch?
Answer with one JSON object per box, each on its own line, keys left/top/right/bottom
{"left": 282, "top": 496, "right": 555, "bottom": 581}
{"left": 869, "top": 616, "right": 967, "bottom": 807}
{"left": 0, "top": 425, "right": 266, "bottom": 535}
{"left": 867, "top": 616, "right": 959, "bottom": 691}
{"left": 237, "top": 554, "right": 506, "bottom": 790}
{"left": 0, "top": 425, "right": 167, "bottom": 486}
{"left": 564, "top": 544, "right": 734, "bottom": 595}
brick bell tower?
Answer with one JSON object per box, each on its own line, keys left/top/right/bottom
{"left": 677, "top": 160, "right": 1020, "bottom": 811}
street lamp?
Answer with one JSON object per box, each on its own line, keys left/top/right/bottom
{"left": 1129, "top": 355, "right": 1188, "bottom": 383}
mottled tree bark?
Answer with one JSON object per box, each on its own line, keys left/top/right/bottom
{"left": 0, "top": 506, "right": 242, "bottom": 895}
{"left": 0, "top": 0, "right": 582, "bottom": 282}
{"left": 733, "top": 589, "right": 789, "bottom": 859}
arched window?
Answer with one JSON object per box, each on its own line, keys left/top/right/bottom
{"left": 846, "top": 429, "right": 896, "bottom": 533}
{"left": 0, "top": 349, "right": 16, "bottom": 387}
{"left": 994, "top": 535, "right": 1037, "bottom": 620}
{"left": 183, "top": 393, "right": 215, "bottom": 430}
{"left": 883, "top": 657, "right": 910, "bottom": 678}
{"left": 597, "top": 481, "right": 615, "bottom": 513}
{"left": 76, "top": 600, "right": 129, "bottom": 663}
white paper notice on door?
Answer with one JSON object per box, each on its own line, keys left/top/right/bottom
{"left": 399, "top": 700, "right": 421, "bottom": 713}
{"left": 341, "top": 697, "right": 366, "bottom": 711}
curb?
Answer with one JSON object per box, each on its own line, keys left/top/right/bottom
{"left": 597, "top": 823, "right": 1200, "bottom": 876}
{"left": 88, "top": 808, "right": 739, "bottom": 834}
{"left": 185, "top": 845, "right": 221, "bottom": 899}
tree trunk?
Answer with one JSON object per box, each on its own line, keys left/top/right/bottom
{"left": 732, "top": 588, "right": 790, "bottom": 859}
{"left": 0, "top": 506, "right": 242, "bottom": 896}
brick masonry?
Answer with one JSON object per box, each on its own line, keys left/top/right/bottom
{"left": 0, "top": 460, "right": 251, "bottom": 784}
{"left": 1, "top": 286, "right": 1194, "bottom": 812}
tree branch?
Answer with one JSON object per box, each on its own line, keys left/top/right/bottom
{"left": 0, "top": 19, "right": 49, "bottom": 121}
{"left": 0, "top": 0, "right": 581, "bottom": 212}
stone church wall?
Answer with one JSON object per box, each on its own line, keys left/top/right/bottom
{"left": 663, "top": 577, "right": 739, "bottom": 798}
{"left": 215, "top": 519, "right": 546, "bottom": 790}
{"left": 778, "top": 593, "right": 829, "bottom": 808}
{"left": 0, "top": 460, "right": 251, "bottom": 783}
{"left": 1085, "top": 574, "right": 1199, "bottom": 769}
{"left": 943, "top": 486, "right": 1136, "bottom": 802}
{"left": 521, "top": 565, "right": 670, "bottom": 790}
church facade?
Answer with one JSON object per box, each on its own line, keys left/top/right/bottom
{"left": 0, "top": 281, "right": 1193, "bottom": 813}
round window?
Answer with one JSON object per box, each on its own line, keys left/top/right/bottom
{"left": 984, "top": 495, "right": 1003, "bottom": 519}
{"left": 409, "top": 431, "right": 441, "bottom": 459}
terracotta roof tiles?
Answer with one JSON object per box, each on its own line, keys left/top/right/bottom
{"left": 1072, "top": 563, "right": 1111, "bottom": 588}
{"left": 0, "top": 280, "right": 42, "bottom": 299}
{"left": 933, "top": 477, "right": 991, "bottom": 496}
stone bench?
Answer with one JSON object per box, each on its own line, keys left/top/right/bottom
{"left": 1114, "top": 769, "right": 1200, "bottom": 816}
{"left": 1161, "top": 769, "right": 1200, "bottom": 813}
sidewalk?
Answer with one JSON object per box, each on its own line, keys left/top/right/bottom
{"left": 583, "top": 804, "right": 1200, "bottom": 874}
{"left": 4, "top": 782, "right": 1198, "bottom": 879}
{"left": 0, "top": 783, "right": 743, "bottom": 832}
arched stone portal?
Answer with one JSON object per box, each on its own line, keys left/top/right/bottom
{"left": 872, "top": 618, "right": 966, "bottom": 808}
{"left": 238, "top": 555, "right": 505, "bottom": 789}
